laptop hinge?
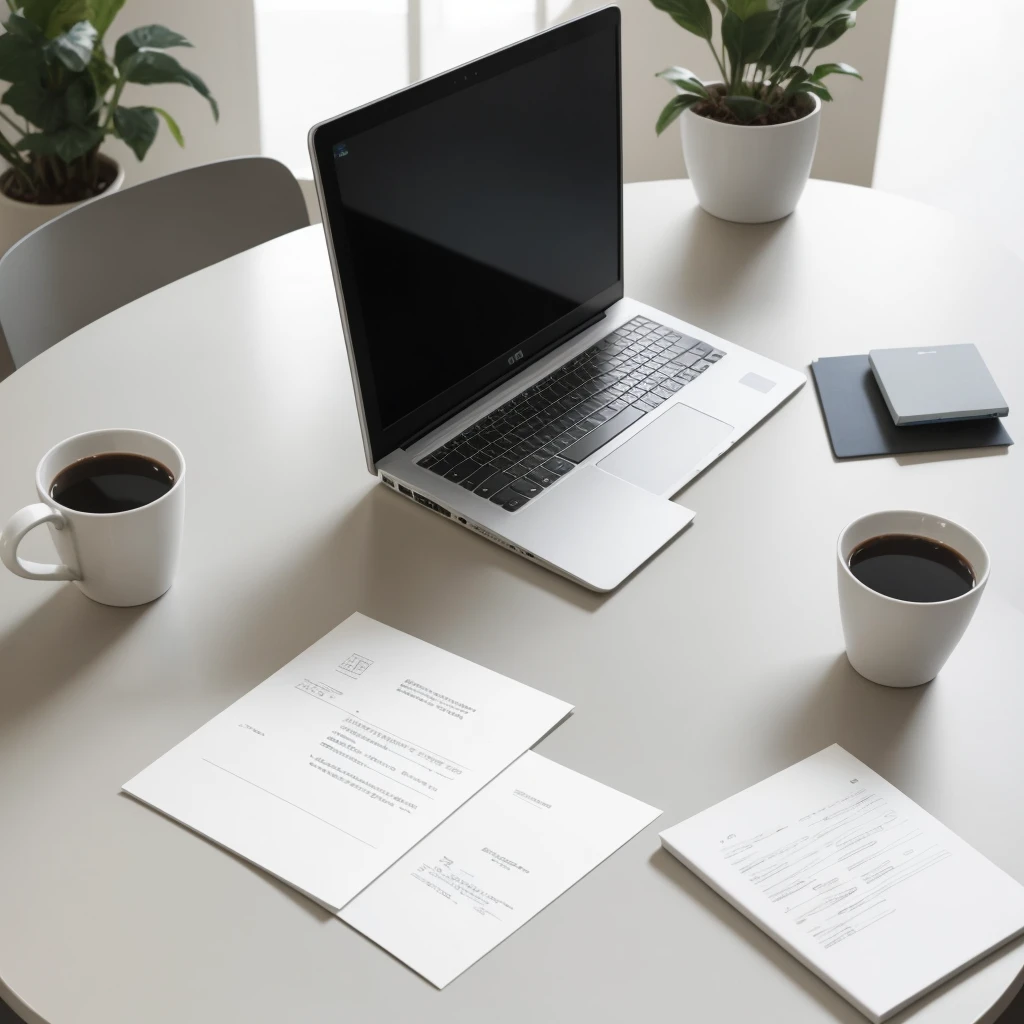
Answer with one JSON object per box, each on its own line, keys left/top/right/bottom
{"left": 400, "top": 310, "right": 608, "bottom": 452}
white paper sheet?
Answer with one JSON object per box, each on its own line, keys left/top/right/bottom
{"left": 123, "top": 613, "right": 572, "bottom": 911}
{"left": 341, "top": 751, "right": 660, "bottom": 987}
{"left": 660, "top": 744, "right": 1024, "bottom": 1023}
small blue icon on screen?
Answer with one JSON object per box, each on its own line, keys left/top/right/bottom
{"left": 334, "top": 142, "right": 349, "bottom": 158}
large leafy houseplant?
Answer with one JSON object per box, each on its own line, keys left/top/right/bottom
{"left": 650, "top": 0, "right": 865, "bottom": 132}
{"left": 0, "top": 0, "right": 217, "bottom": 205}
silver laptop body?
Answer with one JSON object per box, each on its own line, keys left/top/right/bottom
{"left": 309, "top": 10, "right": 804, "bottom": 592}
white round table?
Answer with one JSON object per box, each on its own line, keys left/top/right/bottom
{"left": 1, "top": 180, "right": 1022, "bottom": 1024}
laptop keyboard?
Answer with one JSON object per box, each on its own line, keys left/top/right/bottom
{"left": 416, "top": 316, "right": 725, "bottom": 511}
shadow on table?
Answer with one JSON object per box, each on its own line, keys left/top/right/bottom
{"left": 203, "top": 482, "right": 605, "bottom": 697}
{"left": 0, "top": 584, "right": 150, "bottom": 734}
{"left": 655, "top": 204, "right": 790, "bottom": 318}
{"left": 767, "top": 653, "right": 930, "bottom": 776}
{"left": 894, "top": 446, "right": 1011, "bottom": 467}
{"left": 649, "top": 846, "right": 1024, "bottom": 1024}
{"left": 191, "top": 819, "right": 338, "bottom": 926}
{"left": 649, "top": 845, "right": 863, "bottom": 1022}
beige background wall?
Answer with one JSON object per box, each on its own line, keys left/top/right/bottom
{"left": 556, "top": 0, "right": 895, "bottom": 186}
{"left": 873, "top": 0, "right": 1024, "bottom": 260}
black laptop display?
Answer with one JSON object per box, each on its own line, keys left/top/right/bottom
{"left": 310, "top": 12, "right": 623, "bottom": 465}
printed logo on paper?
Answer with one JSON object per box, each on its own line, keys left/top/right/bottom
{"left": 337, "top": 653, "right": 373, "bottom": 679}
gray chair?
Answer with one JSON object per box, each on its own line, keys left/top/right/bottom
{"left": 0, "top": 156, "right": 309, "bottom": 374}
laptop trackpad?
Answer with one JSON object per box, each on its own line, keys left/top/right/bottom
{"left": 598, "top": 403, "right": 734, "bottom": 495}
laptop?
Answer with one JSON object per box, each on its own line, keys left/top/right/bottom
{"left": 308, "top": 7, "right": 804, "bottom": 592}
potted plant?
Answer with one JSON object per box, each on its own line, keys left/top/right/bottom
{"left": 0, "top": 0, "right": 217, "bottom": 254}
{"left": 650, "top": 0, "right": 866, "bottom": 223}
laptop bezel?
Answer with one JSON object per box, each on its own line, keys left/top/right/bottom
{"left": 309, "top": 7, "right": 624, "bottom": 470}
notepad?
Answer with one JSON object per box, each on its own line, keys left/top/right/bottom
{"left": 660, "top": 745, "right": 1024, "bottom": 1023}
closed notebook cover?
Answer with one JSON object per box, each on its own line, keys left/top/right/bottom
{"left": 868, "top": 344, "right": 1008, "bottom": 425}
{"left": 659, "top": 745, "right": 1024, "bottom": 1023}
{"left": 811, "top": 355, "right": 1012, "bottom": 458}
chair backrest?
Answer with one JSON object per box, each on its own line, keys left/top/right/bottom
{"left": 0, "top": 156, "right": 309, "bottom": 371}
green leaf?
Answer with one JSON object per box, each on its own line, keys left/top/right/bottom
{"left": 801, "top": 79, "right": 833, "bottom": 101}
{"left": 45, "top": 0, "right": 126, "bottom": 40}
{"left": 89, "top": 0, "right": 126, "bottom": 39}
{"left": 805, "top": 0, "right": 856, "bottom": 23}
{"left": 648, "top": 0, "right": 713, "bottom": 40}
{"left": 45, "top": 20, "right": 98, "bottom": 72}
{"left": 655, "top": 66, "right": 710, "bottom": 97}
{"left": 20, "top": 0, "right": 63, "bottom": 31}
{"left": 19, "top": 123, "right": 103, "bottom": 161}
{"left": 113, "top": 24, "right": 192, "bottom": 67}
{"left": 722, "top": 7, "right": 779, "bottom": 69}
{"left": 63, "top": 75, "right": 95, "bottom": 124}
{"left": 760, "top": 0, "right": 806, "bottom": 69}
{"left": 811, "top": 60, "right": 860, "bottom": 80}
{"left": 723, "top": 95, "right": 769, "bottom": 122}
{"left": 726, "top": 0, "right": 778, "bottom": 17}
{"left": 655, "top": 93, "right": 700, "bottom": 134}
{"left": 113, "top": 104, "right": 158, "bottom": 160}
{"left": 88, "top": 50, "right": 116, "bottom": 104}
{"left": 780, "top": 65, "right": 810, "bottom": 100}
{"left": 152, "top": 106, "right": 184, "bottom": 147}
{"left": 0, "top": 32, "right": 45, "bottom": 83}
{"left": 709, "top": 0, "right": 726, "bottom": 11}
{"left": 2, "top": 81, "right": 65, "bottom": 132}
{"left": 810, "top": 10, "right": 855, "bottom": 47}
{"left": 120, "top": 49, "right": 219, "bottom": 120}
{"left": 5, "top": 11, "right": 48, "bottom": 40}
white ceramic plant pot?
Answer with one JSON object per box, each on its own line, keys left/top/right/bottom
{"left": 680, "top": 87, "right": 821, "bottom": 224}
{"left": 0, "top": 155, "right": 125, "bottom": 257}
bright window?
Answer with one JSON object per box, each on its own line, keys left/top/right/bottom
{"left": 254, "top": 0, "right": 572, "bottom": 178}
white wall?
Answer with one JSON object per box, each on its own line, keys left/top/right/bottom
{"left": 100, "top": 0, "right": 261, "bottom": 187}
{"left": 873, "top": 0, "right": 1024, "bottom": 260}
{"left": 556, "top": 0, "right": 895, "bottom": 186}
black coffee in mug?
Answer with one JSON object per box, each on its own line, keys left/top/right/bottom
{"left": 50, "top": 453, "right": 175, "bottom": 514}
{"left": 848, "top": 534, "right": 975, "bottom": 603}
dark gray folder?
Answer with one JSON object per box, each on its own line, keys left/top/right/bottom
{"left": 811, "top": 355, "right": 1013, "bottom": 459}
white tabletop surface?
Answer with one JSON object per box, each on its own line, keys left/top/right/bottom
{"left": 1, "top": 179, "right": 1023, "bottom": 1024}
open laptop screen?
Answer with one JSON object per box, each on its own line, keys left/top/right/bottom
{"left": 311, "top": 10, "right": 622, "bottom": 465}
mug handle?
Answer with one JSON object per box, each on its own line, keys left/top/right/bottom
{"left": 0, "top": 503, "right": 81, "bottom": 582}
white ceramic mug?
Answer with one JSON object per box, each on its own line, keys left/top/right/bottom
{"left": 0, "top": 428, "right": 185, "bottom": 607}
{"left": 837, "top": 510, "right": 989, "bottom": 688}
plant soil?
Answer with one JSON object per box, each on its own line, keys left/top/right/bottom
{"left": 694, "top": 97, "right": 810, "bottom": 128}
{"left": 0, "top": 157, "right": 118, "bottom": 205}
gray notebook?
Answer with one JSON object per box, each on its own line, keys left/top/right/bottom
{"left": 811, "top": 355, "right": 1013, "bottom": 459}
{"left": 869, "top": 343, "right": 1008, "bottom": 425}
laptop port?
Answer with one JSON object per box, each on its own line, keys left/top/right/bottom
{"left": 398, "top": 484, "right": 412, "bottom": 498}
{"left": 413, "top": 493, "right": 451, "bottom": 517}
{"left": 381, "top": 475, "right": 394, "bottom": 487}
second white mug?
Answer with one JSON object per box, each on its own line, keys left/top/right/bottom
{"left": 836, "top": 510, "right": 989, "bottom": 688}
